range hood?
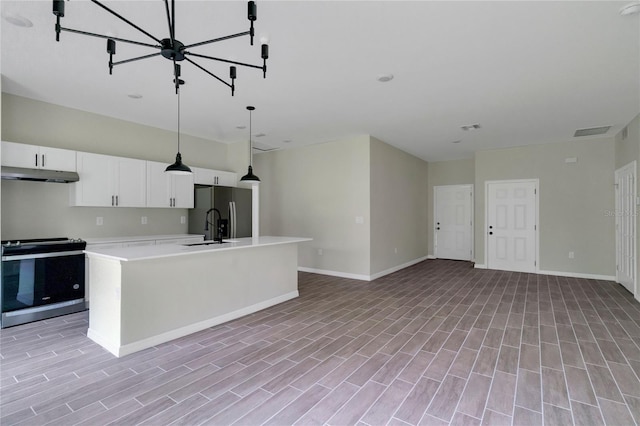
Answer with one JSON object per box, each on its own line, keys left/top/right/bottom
{"left": 1, "top": 166, "right": 79, "bottom": 183}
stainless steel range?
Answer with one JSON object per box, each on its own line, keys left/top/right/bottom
{"left": 1, "top": 237, "right": 87, "bottom": 328}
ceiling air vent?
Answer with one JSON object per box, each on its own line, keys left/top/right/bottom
{"left": 573, "top": 126, "right": 611, "bottom": 137}
{"left": 252, "top": 141, "right": 278, "bottom": 152}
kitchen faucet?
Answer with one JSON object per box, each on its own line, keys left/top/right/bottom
{"left": 204, "top": 208, "right": 224, "bottom": 243}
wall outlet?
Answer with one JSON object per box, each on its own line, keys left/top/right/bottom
{"left": 394, "top": 247, "right": 398, "bottom": 254}
{"left": 96, "top": 217, "right": 103, "bottom": 226}
{"left": 180, "top": 216, "right": 186, "bottom": 224}
{"left": 318, "top": 248, "right": 323, "bottom": 256}
{"left": 569, "top": 251, "right": 575, "bottom": 259}
{"left": 141, "top": 216, "right": 147, "bottom": 225}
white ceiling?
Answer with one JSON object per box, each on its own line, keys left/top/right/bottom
{"left": 1, "top": 1, "right": 639, "bottom": 162}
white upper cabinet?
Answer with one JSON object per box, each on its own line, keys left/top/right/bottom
{"left": 146, "top": 161, "right": 194, "bottom": 208}
{"left": 71, "top": 152, "right": 146, "bottom": 207}
{"left": 2, "top": 141, "right": 76, "bottom": 172}
{"left": 192, "top": 166, "right": 237, "bottom": 187}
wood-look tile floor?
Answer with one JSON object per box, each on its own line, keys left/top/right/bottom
{"left": 2, "top": 259, "right": 640, "bottom": 425}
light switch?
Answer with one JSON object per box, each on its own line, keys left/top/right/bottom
{"left": 355, "top": 216, "right": 364, "bottom": 224}
{"left": 141, "top": 216, "right": 147, "bottom": 225}
{"left": 96, "top": 217, "right": 103, "bottom": 226}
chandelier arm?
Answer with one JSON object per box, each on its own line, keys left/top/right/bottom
{"left": 183, "top": 57, "right": 232, "bottom": 89}
{"left": 59, "top": 27, "right": 160, "bottom": 49}
{"left": 184, "top": 52, "right": 263, "bottom": 71}
{"left": 111, "top": 52, "right": 163, "bottom": 67}
{"left": 163, "top": 0, "right": 175, "bottom": 44}
{"left": 182, "top": 32, "right": 250, "bottom": 49}
{"left": 90, "top": 0, "right": 162, "bottom": 44}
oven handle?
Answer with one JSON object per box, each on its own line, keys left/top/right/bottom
{"left": 1, "top": 250, "right": 85, "bottom": 261}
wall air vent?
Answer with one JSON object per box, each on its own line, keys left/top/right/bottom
{"left": 573, "top": 126, "right": 611, "bottom": 137}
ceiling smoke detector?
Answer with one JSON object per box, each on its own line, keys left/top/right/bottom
{"left": 2, "top": 12, "right": 33, "bottom": 27}
{"left": 620, "top": 2, "right": 640, "bottom": 16}
{"left": 573, "top": 126, "right": 611, "bottom": 137}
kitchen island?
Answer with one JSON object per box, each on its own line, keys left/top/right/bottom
{"left": 84, "top": 236, "right": 311, "bottom": 357}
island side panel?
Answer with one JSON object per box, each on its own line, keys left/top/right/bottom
{"left": 118, "top": 243, "right": 299, "bottom": 353}
{"left": 86, "top": 256, "right": 123, "bottom": 355}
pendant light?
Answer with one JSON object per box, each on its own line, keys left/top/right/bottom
{"left": 240, "top": 105, "right": 260, "bottom": 184}
{"left": 165, "top": 80, "right": 192, "bottom": 175}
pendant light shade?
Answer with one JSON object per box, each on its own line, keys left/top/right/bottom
{"left": 240, "top": 105, "right": 260, "bottom": 184}
{"left": 165, "top": 152, "right": 192, "bottom": 175}
{"left": 165, "top": 86, "right": 192, "bottom": 175}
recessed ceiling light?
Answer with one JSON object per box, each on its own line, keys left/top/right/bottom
{"left": 461, "top": 124, "right": 481, "bottom": 131}
{"left": 451, "top": 140, "right": 461, "bottom": 144}
{"left": 255, "top": 133, "right": 267, "bottom": 138}
{"left": 127, "top": 93, "right": 143, "bottom": 99}
{"left": 236, "top": 125, "right": 246, "bottom": 130}
{"left": 283, "top": 140, "right": 292, "bottom": 143}
{"left": 377, "top": 74, "right": 394, "bottom": 83}
{"left": 2, "top": 12, "right": 33, "bottom": 28}
{"left": 620, "top": 2, "right": 640, "bottom": 16}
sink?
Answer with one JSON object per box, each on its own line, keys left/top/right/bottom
{"left": 183, "top": 241, "right": 228, "bottom": 246}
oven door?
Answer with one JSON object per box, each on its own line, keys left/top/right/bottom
{"left": 1, "top": 250, "right": 85, "bottom": 313}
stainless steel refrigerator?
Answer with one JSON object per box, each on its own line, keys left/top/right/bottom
{"left": 189, "top": 185, "right": 252, "bottom": 240}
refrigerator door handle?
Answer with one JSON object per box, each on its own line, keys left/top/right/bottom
{"left": 229, "top": 201, "right": 237, "bottom": 239}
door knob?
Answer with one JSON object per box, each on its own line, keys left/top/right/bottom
{"left": 489, "top": 225, "right": 493, "bottom": 229}
{"left": 489, "top": 231, "right": 493, "bottom": 235}
{"left": 436, "top": 227, "right": 440, "bottom": 230}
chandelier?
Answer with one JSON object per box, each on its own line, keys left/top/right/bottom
{"left": 51, "top": 0, "right": 269, "bottom": 94}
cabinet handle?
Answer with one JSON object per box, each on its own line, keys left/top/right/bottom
{"left": 116, "top": 195, "right": 119, "bottom": 206}
{"left": 111, "top": 195, "right": 115, "bottom": 206}
{"left": 35, "top": 154, "right": 38, "bottom": 167}
{"left": 42, "top": 154, "right": 45, "bottom": 168}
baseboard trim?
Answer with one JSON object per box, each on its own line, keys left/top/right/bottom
{"left": 88, "top": 290, "right": 300, "bottom": 357}
{"left": 427, "top": 255, "right": 436, "bottom": 260}
{"left": 299, "top": 256, "right": 430, "bottom": 282}
{"left": 537, "top": 270, "right": 616, "bottom": 281}
{"left": 298, "top": 267, "right": 370, "bottom": 281}
{"left": 472, "top": 264, "right": 614, "bottom": 281}
{"left": 369, "top": 256, "right": 430, "bottom": 281}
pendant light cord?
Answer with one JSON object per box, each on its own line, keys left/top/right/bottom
{"left": 248, "top": 108, "right": 252, "bottom": 167}
{"left": 177, "top": 89, "right": 181, "bottom": 153}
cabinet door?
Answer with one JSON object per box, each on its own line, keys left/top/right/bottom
{"left": 71, "top": 152, "right": 113, "bottom": 206}
{"left": 115, "top": 158, "right": 146, "bottom": 207}
{"left": 1, "top": 142, "right": 39, "bottom": 168}
{"left": 146, "top": 161, "right": 173, "bottom": 207}
{"left": 192, "top": 167, "right": 215, "bottom": 185}
{"left": 216, "top": 171, "right": 237, "bottom": 187}
{"left": 39, "top": 146, "right": 76, "bottom": 172}
{"left": 172, "top": 173, "right": 194, "bottom": 208}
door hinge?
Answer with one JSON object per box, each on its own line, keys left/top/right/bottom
{"left": 534, "top": 261, "right": 537, "bottom": 267}
{"left": 534, "top": 188, "right": 537, "bottom": 195}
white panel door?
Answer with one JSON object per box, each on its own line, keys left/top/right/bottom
{"left": 434, "top": 184, "right": 473, "bottom": 261}
{"left": 487, "top": 180, "right": 538, "bottom": 273}
{"left": 615, "top": 161, "right": 636, "bottom": 295}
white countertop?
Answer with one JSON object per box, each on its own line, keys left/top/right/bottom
{"left": 84, "top": 236, "right": 312, "bottom": 262}
{"left": 84, "top": 234, "right": 204, "bottom": 244}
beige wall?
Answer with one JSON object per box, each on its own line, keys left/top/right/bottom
{"left": 1, "top": 93, "right": 233, "bottom": 240}
{"left": 475, "top": 137, "right": 616, "bottom": 277}
{"left": 255, "top": 135, "right": 372, "bottom": 277}
{"left": 427, "top": 159, "right": 475, "bottom": 257}
{"left": 370, "top": 137, "right": 428, "bottom": 275}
